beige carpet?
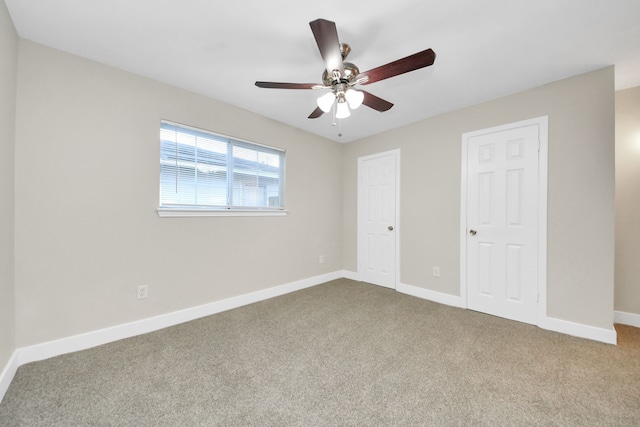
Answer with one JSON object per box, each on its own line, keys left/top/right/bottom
{"left": 1, "top": 279, "right": 639, "bottom": 426}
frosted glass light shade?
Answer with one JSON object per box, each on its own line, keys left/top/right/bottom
{"left": 317, "top": 92, "right": 336, "bottom": 113}
{"left": 336, "top": 101, "right": 351, "bottom": 119}
{"left": 345, "top": 89, "right": 364, "bottom": 109}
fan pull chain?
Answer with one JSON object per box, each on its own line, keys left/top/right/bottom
{"left": 330, "top": 98, "right": 342, "bottom": 137}
{"left": 331, "top": 102, "right": 337, "bottom": 127}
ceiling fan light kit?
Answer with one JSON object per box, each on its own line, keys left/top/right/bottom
{"left": 255, "top": 18, "right": 436, "bottom": 126}
{"left": 317, "top": 82, "right": 364, "bottom": 115}
{"left": 335, "top": 98, "right": 351, "bottom": 119}
{"left": 317, "top": 90, "right": 336, "bottom": 113}
{"left": 344, "top": 88, "right": 364, "bottom": 109}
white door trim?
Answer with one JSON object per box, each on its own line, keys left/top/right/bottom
{"left": 460, "top": 116, "right": 548, "bottom": 324}
{"left": 357, "top": 149, "right": 401, "bottom": 289}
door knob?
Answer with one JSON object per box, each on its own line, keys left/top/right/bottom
{"left": 469, "top": 229, "right": 477, "bottom": 235}
{"left": 388, "top": 226, "right": 394, "bottom": 231}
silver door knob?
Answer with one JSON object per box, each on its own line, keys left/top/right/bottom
{"left": 469, "top": 229, "right": 477, "bottom": 235}
{"left": 388, "top": 226, "right": 394, "bottom": 231}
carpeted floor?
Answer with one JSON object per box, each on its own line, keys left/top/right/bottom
{"left": 1, "top": 279, "right": 639, "bottom": 426}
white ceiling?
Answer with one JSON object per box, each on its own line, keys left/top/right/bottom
{"left": 5, "top": 0, "right": 640, "bottom": 143}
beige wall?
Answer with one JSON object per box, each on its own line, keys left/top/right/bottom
{"left": 14, "top": 41, "right": 343, "bottom": 347}
{"left": 615, "top": 86, "right": 640, "bottom": 316}
{"left": 7, "top": 36, "right": 617, "bottom": 348}
{"left": 0, "top": 0, "right": 18, "bottom": 370}
{"left": 343, "top": 67, "right": 615, "bottom": 330}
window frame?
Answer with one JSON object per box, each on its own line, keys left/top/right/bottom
{"left": 157, "top": 120, "right": 287, "bottom": 217}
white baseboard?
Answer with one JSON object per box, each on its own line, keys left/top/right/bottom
{"left": 397, "top": 282, "right": 464, "bottom": 308}
{"left": 1, "top": 271, "right": 624, "bottom": 404}
{"left": 1, "top": 270, "right": 348, "bottom": 402}
{"left": 0, "top": 351, "right": 19, "bottom": 403}
{"left": 397, "top": 282, "right": 617, "bottom": 345}
{"left": 614, "top": 310, "right": 640, "bottom": 328}
{"left": 16, "top": 271, "right": 344, "bottom": 367}
{"left": 539, "top": 316, "right": 617, "bottom": 345}
{"left": 341, "top": 270, "right": 361, "bottom": 281}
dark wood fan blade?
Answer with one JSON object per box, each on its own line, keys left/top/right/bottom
{"left": 357, "top": 48, "right": 436, "bottom": 85}
{"left": 309, "top": 19, "right": 344, "bottom": 77}
{"left": 308, "top": 106, "right": 324, "bottom": 119}
{"left": 361, "top": 90, "right": 394, "bottom": 112}
{"left": 255, "top": 81, "right": 323, "bottom": 90}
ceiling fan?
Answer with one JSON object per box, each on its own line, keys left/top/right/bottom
{"left": 255, "top": 18, "right": 436, "bottom": 120}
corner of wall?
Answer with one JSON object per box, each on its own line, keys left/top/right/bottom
{"left": 615, "top": 85, "right": 640, "bottom": 319}
{"left": 0, "top": 0, "right": 19, "bottom": 403}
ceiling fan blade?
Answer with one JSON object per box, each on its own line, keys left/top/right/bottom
{"left": 357, "top": 48, "right": 436, "bottom": 85}
{"left": 308, "top": 106, "right": 324, "bottom": 119}
{"left": 361, "top": 90, "right": 394, "bottom": 112}
{"left": 255, "top": 81, "right": 323, "bottom": 90}
{"left": 309, "top": 19, "right": 344, "bottom": 77}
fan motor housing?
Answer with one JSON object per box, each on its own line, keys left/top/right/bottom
{"left": 322, "top": 61, "right": 360, "bottom": 86}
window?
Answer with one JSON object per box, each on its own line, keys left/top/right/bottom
{"left": 158, "top": 121, "right": 286, "bottom": 217}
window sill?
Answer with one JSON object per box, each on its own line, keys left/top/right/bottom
{"left": 156, "top": 207, "right": 288, "bottom": 217}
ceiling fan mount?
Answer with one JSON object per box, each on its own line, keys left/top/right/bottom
{"left": 338, "top": 42, "right": 351, "bottom": 60}
{"left": 255, "top": 19, "right": 436, "bottom": 120}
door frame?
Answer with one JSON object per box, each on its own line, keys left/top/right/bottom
{"left": 460, "top": 116, "right": 548, "bottom": 324}
{"left": 357, "top": 149, "right": 401, "bottom": 289}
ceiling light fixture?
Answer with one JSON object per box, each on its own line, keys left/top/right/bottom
{"left": 256, "top": 19, "right": 437, "bottom": 124}
{"left": 316, "top": 85, "right": 363, "bottom": 118}
{"left": 317, "top": 91, "right": 335, "bottom": 113}
{"left": 335, "top": 97, "right": 351, "bottom": 119}
{"left": 345, "top": 88, "right": 364, "bottom": 109}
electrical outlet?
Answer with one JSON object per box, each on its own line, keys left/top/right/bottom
{"left": 319, "top": 255, "right": 325, "bottom": 264}
{"left": 433, "top": 267, "right": 440, "bottom": 277}
{"left": 137, "top": 285, "right": 148, "bottom": 300}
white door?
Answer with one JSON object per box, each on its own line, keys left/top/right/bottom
{"left": 358, "top": 150, "right": 399, "bottom": 289}
{"left": 463, "top": 121, "right": 541, "bottom": 325}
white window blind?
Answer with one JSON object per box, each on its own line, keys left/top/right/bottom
{"left": 159, "top": 121, "right": 285, "bottom": 211}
